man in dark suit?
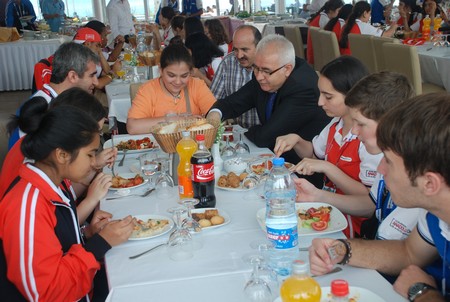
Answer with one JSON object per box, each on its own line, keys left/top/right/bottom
{"left": 207, "top": 34, "right": 330, "bottom": 168}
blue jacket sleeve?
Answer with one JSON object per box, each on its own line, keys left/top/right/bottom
{"left": 5, "top": 3, "right": 15, "bottom": 27}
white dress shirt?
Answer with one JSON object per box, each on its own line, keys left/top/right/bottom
{"left": 107, "top": 0, "right": 135, "bottom": 42}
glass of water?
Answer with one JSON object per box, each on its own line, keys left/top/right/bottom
{"left": 139, "top": 153, "right": 159, "bottom": 187}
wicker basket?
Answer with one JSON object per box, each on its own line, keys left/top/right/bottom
{"left": 150, "top": 118, "right": 218, "bottom": 153}
{"left": 138, "top": 50, "right": 161, "bottom": 66}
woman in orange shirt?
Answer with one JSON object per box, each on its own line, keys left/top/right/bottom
{"left": 127, "top": 44, "right": 216, "bottom": 134}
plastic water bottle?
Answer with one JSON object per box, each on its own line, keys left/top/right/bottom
{"left": 280, "top": 260, "right": 321, "bottom": 302}
{"left": 264, "top": 157, "right": 298, "bottom": 276}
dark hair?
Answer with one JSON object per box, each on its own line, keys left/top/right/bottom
{"left": 7, "top": 97, "right": 48, "bottom": 136}
{"left": 339, "top": 1, "right": 371, "bottom": 49}
{"left": 84, "top": 20, "right": 106, "bottom": 35}
{"left": 377, "top": 92, "right": 450, "bottom": 186}
{"left": 234, "top": 24, "right": 262, "bottom": 45}
{"left": 345, "top": 71, "right": 414, "bottom": 121}
{"left": 169, "top": 35, "right": 184, "bottom": 46}
{"left": 400, "top": 0, "right": 423, "bottom": 26}
{"left": 171, "top": 15, "right": 185, "bottom": 31}
{"left": 422, "top": 0, "right": 441, "bottom": 17}
{"left": 50, "top": 42, "right": 99, "bottom": 84}
{"left": 161, "top": 6, "right": 176, "bottom": 21}
{"left": 21, "top": 106, "right": 99, "bottom": 162}
{"left": 184, "top": 16, "right": 204, "bottom": 38}
{"left": 184, "top": 32, "right": 224, "bottom": 68}
{"left": 49, "top": 87, "right": 107, "bottom": 122}
{"left": 204, "top": 19, "right": 230, "bottom": 46}
{"left": 320, "top": 56, "right": 369, "bottom": 95}
{"left": 160, "top": 44, "right": 194, "bottom": 69}
{"left": 324, "top": 4, "right": 353, "bottom": 31}
{"left": 310, "top": 0, "right": 344, "bottom": 21}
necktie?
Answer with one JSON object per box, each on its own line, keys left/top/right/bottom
{"left": 265, "top": 92, "right": 277, "bottom": 121}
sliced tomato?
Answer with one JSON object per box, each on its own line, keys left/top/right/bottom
{"left": 306, "top": 207, "right": 317, "bottom": 216}
{"left": 311, "top": 221, "right": 328, "bottom": 231}
{"left": 319, "top": 213, "right": 330, "bottom": 222}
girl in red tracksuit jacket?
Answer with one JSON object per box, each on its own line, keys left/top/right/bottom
{"left": 0, "top": 106, "right": 134, "bottom": 302}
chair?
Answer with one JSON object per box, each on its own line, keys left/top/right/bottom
{"left": 309, "top": 27, "right": 323, "bottom": 71}
{"left": 130, "top": 82, "right": 143, "bottom": 102}
{"left": 283, "top": 25, "right": 305, "bottom": 59}
{"left": 372, "top": 36, "right": 401, "bottom": 72}
{"left": 382, "top": 43, "right": 446, "bottom": 95}
{"left": 348, "top": 34, "right": 377, "bottom": 73}
{"left": 317, "top": 29, "right": 340, "bottom": 70}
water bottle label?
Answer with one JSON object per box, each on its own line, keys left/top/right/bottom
{"left": 267, "top": 226, "right": 298, "bottom": 249}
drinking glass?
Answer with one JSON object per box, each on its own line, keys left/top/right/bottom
{"left": 234, "top": 128, "right": 250, "bottom": 154}
{"left": 139, "top": 153, "right": 159, "bottom": 188}
{"left": 178, "top": 198, "right": 202, "bottom": 233}
{"left": 243, "top": 173, "right": 262, "bottom": 201}
{"left": 155, "top": 157, "right": 175, "bottom": 199}
{"left": 221, "top": 132, "right": 236, "bottom": 160}
{"left": 167, "top": 207, "right": 194, "bottom": 261}
{"left": 249, "top": 241, "right": 279, "bottom": 298}
{"left": 242, "top": 254, "right": 273, "bottom": 302}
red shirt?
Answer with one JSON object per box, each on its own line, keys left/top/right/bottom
{"left": 33, "top": 55, "right": 54, "bottom": 92}
{"left": 307, "top": 14, "right": 321, "bottom": 65}
{"left": 0, "top": 137, "right": 25, "bottom": 199}
{"left": 339, "top": 23, "right": 361, "bottom": 55}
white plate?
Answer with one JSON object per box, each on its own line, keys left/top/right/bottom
{"left": 109, "top": 172, "right": 148, "bottom": 191}
{"left": 20, "top": 15, "right": 34, "bottom": 21}
{"left": 129, "top": 214, "right": 174, "bottom": 240}
{"left": 256, "top": 202, "right": 348, "bottom": 236}
{"left": 191, "top": 208, "right": 231, "bottom": 230}
{"left": 274, "top": 286, "right": 385, "bottom": 302}
{"left": 103, "top": 134, "right": 159, "bottom": 154}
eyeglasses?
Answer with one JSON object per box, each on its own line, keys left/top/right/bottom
{"left": 252, "top": 64, "right": 287, "bottom": 76}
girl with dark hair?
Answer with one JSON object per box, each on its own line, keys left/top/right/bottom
{"left": 204, "top": 18, "right": 232, "bottom": 54}
{"left": 183, "top": 16, "right": 204, "bottom": 38}
{"left": 324, "top": 3, "right": 353, "bottom": 38}
{"left": 307, "top": 0, "right": 344, "bottom": 65}
{"left": 127, "top": 44, "right": 216, "bottom": 134}
{"left": 421, "top": 0, "right": 449, "bottom": 31}
{"left": 339, "top": 1, "right": 397, "bottom": 55}
{"left": 274, "top": 56, "right": 382, "bottom": 238}
{"left": 171, "top": 15, "right": 186, "bottom": 39}
{"left": 0, "top": 105, "right": 134, "bottom": 301}
{"left": 185, "top": 32, "right": 224, "bottom": 86}
{"left": 398, "top": 0, "right": 423, "bottom": 32}
{"left": 151, "top": 6, "right": 176, "bottom": 48}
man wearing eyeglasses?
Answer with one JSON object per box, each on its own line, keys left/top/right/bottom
{"left": 207, "top": 34, "right": 330, "bottom": 174}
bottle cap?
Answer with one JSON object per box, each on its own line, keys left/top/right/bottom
{"left": 291, "top": 259, "right": 309, "bottom": 274}
{"left": 181, "top": 131, "right": 190, "bottom": 137}
{"left": 272, "top": 157, "right": 285, "bottom": 166}
{"left": 196, "top": 134, "right": 205, "bottom": 141}
{"left": 331, "top": 279, "right": 349, "bottom": 297}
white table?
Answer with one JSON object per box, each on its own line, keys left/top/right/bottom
{"left": 101, "top": 135, "right": 406, "bottom": 302}
{"left": 105, "top": 81, "right": 132, "bottom": 124}
{"left": 0, "top": 38, "right": 65, "bottom": 91}
{"left": 416, "top": 44, "right": 450, "bottom": 91}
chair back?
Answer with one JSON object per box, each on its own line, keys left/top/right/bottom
{"left": 309, "top": 27, "right": 322, "bottom": 71}
{"left": 348, "top": 34, "right": 377, "bottom": 73}
{"left": 283, "top": 26, "right": 305, "bottom": 59}
{"left": 130, "top": 82, "right": 143, "bottom": 102}
{"left": 317, "top": 29, "right": 340, "bottom": 70}
{"left": 372, "top": 36, "right": 401, "bottom": 72}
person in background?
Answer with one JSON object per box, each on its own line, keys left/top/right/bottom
{"left": 299, "top": 4, "right": 311, "bottom": 20}
{"left": 207, "top": 35, "right": 330, "bottom": 182}
{"left": 0, "top": 105, "right": 134, "bottom": 301}
{"left": 210, "top": 25, "right": 262, "bottom": 129}
{"left": 308, "top": 0, "right": 328, "bottom": 15}
{"left": 309, "top": 92, "right": 450, "bottom": 301}
{"left": 85, "top": 20, "right": 124, "bottom": 63}
{"left": 155, "top": 0, "right": 179, "bottom": 25}
{"left": 5, "top": 0, "right": 36, "bottom": 32}
{"left": 274, "top": 56, "right": 379, "bottom": 238}
{"left": 422, "top": 0, "right": 449, "bottom": 31}
{"left": 183, "top": 15, "right": 204, "bottom": 38}
{"left": 204, "top": 18, "right": 232, "bottom": 54}
{"left": 126, "top": 44, "right": 216, "bottom": 134}
{"left": 371, "top": 0, "right": 394, "bottom": 25}
{"left": 397, "top": 0, "right": 423, "bottom": 32}
{"left": 181, "top": 0, "right": 203, "bottom": 19}
{"left": 307, "top": 0, "right": 344, "bottom": 65}
{"left": 151, "top": 6, "right": 176, "bottom": 48}
{"left": 324, "top": 3, "right": 353, "bottom": 38}
{"left": 40, "top": 0, "right": 65, "bottom": 33}
{"left": 171, "top": 14, "right": 185, "bottom": 39}
{"left": 106, "top": 0, "right": 135, "bottom": 47}
{"left": 339, "top": 1, "right": 397, "bottom": 55}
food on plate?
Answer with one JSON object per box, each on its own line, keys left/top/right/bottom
{"left": 217, "top": 172, "right": 250, "bottom": 189}
{"left": 251, "top": 159, "right": 294, "bottom": 174}
{"left": 297, "top": 206, "right": 332, "bottom": 231}
{"left": 131, "top": 217, "right": 170, "bottom": 238}
{"left": 111, "top": 174, "right": 144, "bottom": 188}
{"left": 192, "top": 209, "right": 224, "bottom": 228}
{"left": 116, "top": 137, "right": 155, "bottom": 150}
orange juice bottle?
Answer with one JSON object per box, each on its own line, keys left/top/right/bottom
{"left": 177, "top": 131, "right": 197, "bottom": 199}
{"left": 434, "top": 14, "right": 442, "bottom": 32}
{"left": 422, "top": 15, "right": 431, "bottom": 40}
{"left": 280, "top": 260, "right": 321, "bottom": 302}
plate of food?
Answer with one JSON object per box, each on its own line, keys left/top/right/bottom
{"left": 110, "top": 173, "right": 147, "bottom": 190}
{"left": 191, "top": 208, "right": 231, "bottom": 230}
{"left": 256, "top": 202, "right": 348, "bottom": 236}
{"left": 248, "top": 156, "right": 295, "bottom": 175}
{"left": 216, "top": 171, "right": 257, "bottom": 192}
{"left": 103, "top": 134, "right": 159, "bottom": 154}
{"left": 129, "top": 214, "right": 173, "bottom": 240}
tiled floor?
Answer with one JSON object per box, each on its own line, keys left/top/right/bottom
{"left": 0, "top": 90, "right": 30, "bottom": 167}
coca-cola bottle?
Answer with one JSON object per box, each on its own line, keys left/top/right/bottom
{"left": 191, "top": 134, "right": 216, "bottom": 208}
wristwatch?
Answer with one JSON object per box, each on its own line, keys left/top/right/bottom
{"left": 408, "top": 282, "right": 436, "bottom": 301}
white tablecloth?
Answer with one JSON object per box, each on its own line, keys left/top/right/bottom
{"left": 0, "top": 38, "right": 64, "bottom": 91}
{"left": 416, "top": 44, "right": 450, "bottom": 91}
{"left": 105, "top": 81, "right": 132, "bottom": 124}
{"left": 101, "top": 136, "right": 405, "bottom": 302}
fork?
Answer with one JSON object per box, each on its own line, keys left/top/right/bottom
{"left": 106, "top": 188, "right": 155, "bottom": 200}
{"left": 110, "top": 134, "right": 116, "bottom": 177}
{"left": 129, "top": 243, "right": 166, "bottom": 259}
{"left": 118, "top": 149, "right": 128, "bottom": 166}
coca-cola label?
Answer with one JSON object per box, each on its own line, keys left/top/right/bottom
{"left": 192, "top": 163, "right": 215, "bottom": 182}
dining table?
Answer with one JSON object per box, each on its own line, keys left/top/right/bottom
{"left": 101, "top": 133, "right": 406, "bottom": 302}
{"left": 416, "top": 43, "right": 450, "bottom": 92}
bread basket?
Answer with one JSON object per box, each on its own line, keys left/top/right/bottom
{"left": 150, "top": 117, "right": 218, "bottom": 153}
{"left": 138, "top": 50, "right": 161, "bottom": 66}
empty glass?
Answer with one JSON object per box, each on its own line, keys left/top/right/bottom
{"left": 178, "top": 198, "right": 202, "bottom": 233}
{"left": 234, "top": 128, "right": 250, "bottom": 154}
{"left": 167, "top": 207, "right": 193, "bottom": 261}
{"left": 139, "top": 153, "right": 159, "bottom": 188}
{"left": 155, "top": 157, "right": 175, "bottom": 199}
{"left": 221, "top": 132, "right": 236, "bottom": 160}
{"left": 242, "top": 254, "right": 273, "bottom": 302}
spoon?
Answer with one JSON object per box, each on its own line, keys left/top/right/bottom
{"left": 118, "top": 149, "right": 128, "bottom": 166}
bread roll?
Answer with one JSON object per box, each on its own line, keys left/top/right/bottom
{"left": 199, "top": 219, "right": 212, "bottom": 227}
{"left": 210, "top": 215, "right": 224, "bottom": 225}
{"left": 158, "top": 122, "right": 178, "bottom": 134}
{"left": 188, "top": 123, "right": 214, "bottom": 131}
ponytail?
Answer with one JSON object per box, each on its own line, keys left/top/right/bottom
{"left": 339, "top": 1, "right": 371, "bottom": 49}
{"left": 7, "top": 97, "right": 49, "bottom": 137}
